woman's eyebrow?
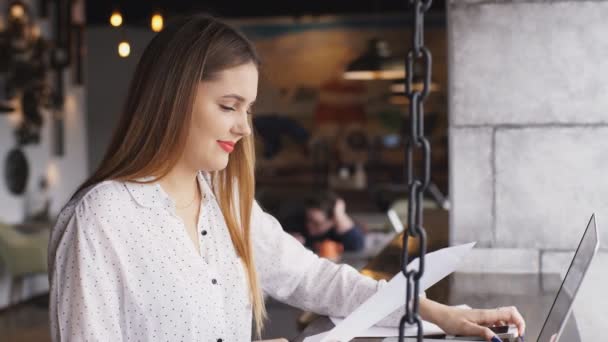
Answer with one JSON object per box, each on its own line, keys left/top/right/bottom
{"left": 221, "top": 94, "right": 246, "bottom": 101}
{"left": 221, "top": 94, "right": 256, "bottom": 107}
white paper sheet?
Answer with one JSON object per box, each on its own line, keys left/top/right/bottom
{"left": 328, "top": 305, "right": 472, "bottom": 338}
{"left": 303, "top": 242, "right": 476, "bottom": 342}
{"left": 329, "top": 316, "right": 443, "bottom": 337}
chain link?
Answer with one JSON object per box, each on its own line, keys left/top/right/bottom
{"left": 399, "top": 0, "right": 433, "bottom": 341}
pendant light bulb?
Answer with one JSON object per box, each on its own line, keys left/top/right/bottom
{"left": 118, "top": 41, "right": 130, "bottom": 57}
{"left": 151, "top": 13, "right": 164, "bottom": 32}
{"left": 110, "top": 11, "right": 123, "bottom": 27}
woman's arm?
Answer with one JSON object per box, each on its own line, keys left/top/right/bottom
{"left": 373, "top": 291, "right": 525, "bottom": 341}
{"left": 251, "top": 202, "right": 525, "bottom": 342}
{"left": 252, "top": 201, "right": 380, "bottom": 316}
{"left": 49, "top": 196, "right": 125, "bottom": 341}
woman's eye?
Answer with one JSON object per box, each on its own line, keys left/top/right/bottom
{"left": 219, "top": 105, "right": 235, "bottom": 112}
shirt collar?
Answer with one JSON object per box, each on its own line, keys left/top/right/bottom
{"left": 124, "top": 171, "right": 214, "bottom": 210}
{"left": 123, "top": 176, "right": 171, "bottom": 209}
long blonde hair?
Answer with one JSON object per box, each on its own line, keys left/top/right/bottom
{"left": 74, "top": 14, "right": 266, "bottom": 335}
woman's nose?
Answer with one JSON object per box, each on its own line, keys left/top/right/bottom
{"left": 233, "top": 113, "right": 252, "bottom": 137}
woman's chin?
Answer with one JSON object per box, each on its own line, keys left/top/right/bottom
{"left": 204, "top": 157, "right": 229, "bottom": 172}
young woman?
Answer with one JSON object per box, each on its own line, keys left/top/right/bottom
{"left": 48, "top": 15, "right": 525, "bottom": 342}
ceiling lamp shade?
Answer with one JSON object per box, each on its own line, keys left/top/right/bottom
{"left": 343, "top": 38, "right": 405, "bottom": 81}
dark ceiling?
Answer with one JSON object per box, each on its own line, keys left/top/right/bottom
{"left": 87, "top": 0, "right": 446, "bottom": 26}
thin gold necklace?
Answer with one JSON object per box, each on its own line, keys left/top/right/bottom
{"left": 175, "top": 189, "right": 198, "bottom": 209}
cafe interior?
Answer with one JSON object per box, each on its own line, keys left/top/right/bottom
{"left": 0, "top": 0, "right": 606, "bottom": 341}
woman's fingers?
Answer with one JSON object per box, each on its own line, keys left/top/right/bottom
{"left": 462, "top": 321, "right": 498, "bottom": 341}
{"left": 493, "top": 320, "right": 506, "bottom": 327}
{"left": 478, "top": 306, "right": 526, "bottom": 337}
{"left": 498, "top": 306, "right": 525, "bottom": 336}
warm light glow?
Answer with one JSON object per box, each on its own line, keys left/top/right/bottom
{"left": 390, "top": 82, "right": 440, "bottom": 93}
{"left": 47, "top": 161, "right": 60, "bottom": 188}
{"left": 389, "top": 95, "right": 409, "bottom": 105}
{"left": 343, "top": 69, "right": 405, "bottom": 81}
{"left": 110, "top": 11, "right": 123, "bottom": 27}
{"left": 31, "top": 25, "right": 41, "bottom": 38}
{"left": 391, "top": 83, "right": 405, "bottom": 93}
{"left": 151, "top": 13, "right": 163, "bottom": 32}
{"left": 6, "top": 98, "right": 21, "bottom": 126}
{"left": 118, "top": 41, "right": 130, "bottom": 57}
{"left": 9, "top": 3, "right": 25, "bottom": 19}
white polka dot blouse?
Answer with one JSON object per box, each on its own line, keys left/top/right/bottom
{"left": 48, "top": 171, "right": 399, "bottom": 341}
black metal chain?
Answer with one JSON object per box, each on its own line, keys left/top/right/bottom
{"left": 399, "top": 1, "right": 432, "bottom": 341}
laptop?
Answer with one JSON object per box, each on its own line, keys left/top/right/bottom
{"left": 536, "top": 214, "right": 599, "bottom": 342}
{"left": 382, "top": 214, "right": 600, "bottom": 342}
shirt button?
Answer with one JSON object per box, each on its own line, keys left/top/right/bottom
{"left": 201, "top": 230, "right": 208, "bottom": 236}
{"left": 217, "top": 339, "right": 223, "bottom": 342}
{"left": 212, "top": 279, "right": 217, "bottom": 285}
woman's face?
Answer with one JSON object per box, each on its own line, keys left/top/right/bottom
{"left": 183, "top": 62, "right": 258, "bottom": 172}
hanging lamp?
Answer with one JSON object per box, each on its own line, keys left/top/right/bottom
{"left": 343, "top": 38, "right": 405, "bottom": 80}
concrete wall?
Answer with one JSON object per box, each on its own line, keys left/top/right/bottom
{"left": 449, "top": 0, "right": 608, "bottom": 267}
{"left": 448, "top": 0, "right": 608, "bottom": 338}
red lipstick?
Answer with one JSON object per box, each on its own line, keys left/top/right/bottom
{"left": 217, "top": 141, "right": 235, "bottom": 153}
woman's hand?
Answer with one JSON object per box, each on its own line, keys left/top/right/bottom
{"left": 434, "top": 305, "right": 525, "bottom": 341}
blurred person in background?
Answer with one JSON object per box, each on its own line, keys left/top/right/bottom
{"left": 288, "top": 191, "right": 365, "bottom": 254}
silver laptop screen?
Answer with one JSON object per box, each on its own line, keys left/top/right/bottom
{"left": 537, "top": 215, "right": 599, "bottom": 342}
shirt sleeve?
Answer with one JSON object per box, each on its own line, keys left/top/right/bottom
{"left": 48, "top": 197, "right": 125, "bottom": 341}
{"left": 252, "top": 201, "right": 383, "bottom": 318}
